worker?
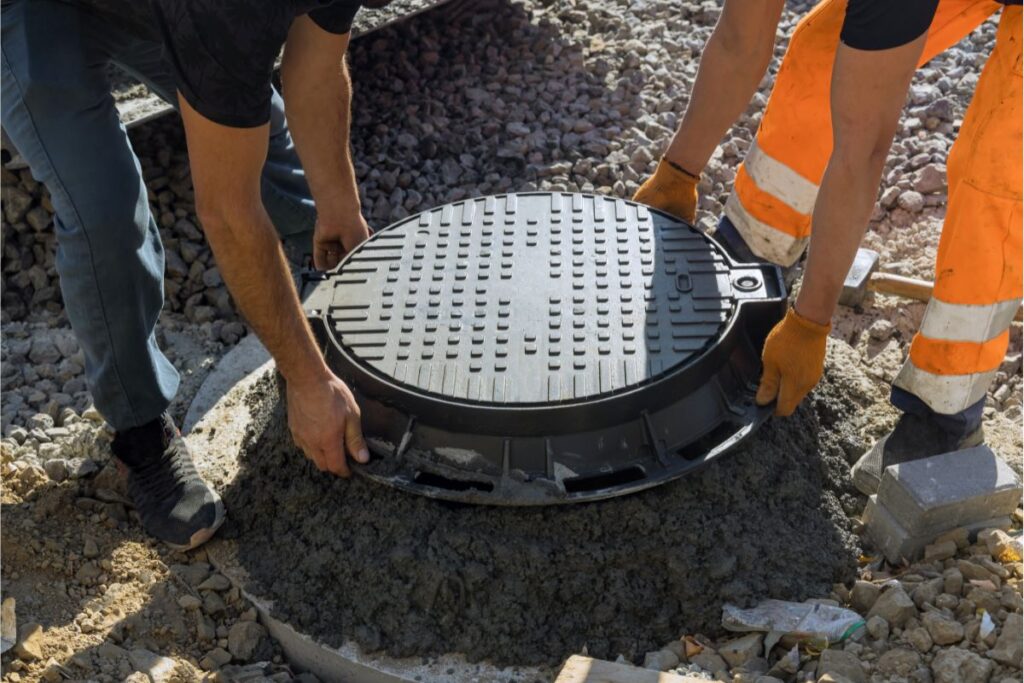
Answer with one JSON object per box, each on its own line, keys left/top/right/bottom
{"left": 635, "top": 0, "right": 1022, "bottom": 494}
{"left": 1, "top": 0, "right": 384, "bottom": 549}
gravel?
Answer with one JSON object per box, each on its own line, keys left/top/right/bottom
{"left": 0, "top": 0, "right": 1021, "bottom": 681}
{"left": 644, "top": 526, "right": 1023, "bottom": 683}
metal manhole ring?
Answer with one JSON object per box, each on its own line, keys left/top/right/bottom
{"left": 305, "top": 193, "right": 786, "bottom": 504}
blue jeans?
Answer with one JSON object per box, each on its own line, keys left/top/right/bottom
{"left": 1, "top": 0, "right": 316, "bottom": 431}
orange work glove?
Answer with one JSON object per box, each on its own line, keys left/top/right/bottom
{"left": 755, "top": 307, "right": 831, "bottom": 416}
{"left": 632, "top": 157, "right": 700, "bottom": 224}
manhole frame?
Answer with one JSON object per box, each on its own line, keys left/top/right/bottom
{"left": 305, "top": 193, "right": 786, "bottom": 505}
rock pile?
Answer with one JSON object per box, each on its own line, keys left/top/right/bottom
{"left": 641, "top": 519, "right": 1023, "bottom": 683}
{"left": 0, "top": 0, "right": 1021, "bottom": 681}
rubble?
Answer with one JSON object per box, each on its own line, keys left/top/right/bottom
{"left": 0, "top": 0, "right": 1019, "bottom": 681}
{"left": 817, "top": 649, "right": 866, "bottom": 683}
{"left": 11, "top": 623, "right": 43, "bottom": 663}
{"left": 866, "top": 586, "right": 917, "bottom": 628}
{"left": 644, "top": 518, "right": 1024, "bottom": 682}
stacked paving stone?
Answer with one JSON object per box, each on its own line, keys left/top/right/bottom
{"left": 864, "top": 447, "right": 1023, "bottom": 563}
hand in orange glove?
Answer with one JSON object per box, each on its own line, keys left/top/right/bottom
{"left": 755, "top": 307, "right": 831, "bottom": 416}
{"left": 632, "top": 157, "right": 700, "bottom": 224}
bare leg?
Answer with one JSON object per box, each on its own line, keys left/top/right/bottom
{"left": 663, "top": 0, "right": 786, "bottom": 174}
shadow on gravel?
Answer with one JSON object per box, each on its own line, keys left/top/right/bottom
{"left": 346, "top": 0, "right": 645, "bottom": 225}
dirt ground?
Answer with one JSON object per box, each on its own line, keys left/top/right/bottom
{"left": 2, "top": 0, "right": 1022, "bottom": 681}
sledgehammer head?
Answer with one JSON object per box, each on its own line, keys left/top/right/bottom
{"left": 839, "top": 248, "right": 880, "bottom": 307}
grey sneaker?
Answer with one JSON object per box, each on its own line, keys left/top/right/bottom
{"left": 851, "top": 413, "right": 984, "bottom": 496}
{"left": 112, "top": 413, "right": 225, "bottom": 550}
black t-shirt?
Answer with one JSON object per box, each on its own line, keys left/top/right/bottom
{"left": 152, "top": 0, "right": 365, "bottom": 128}
{"left": 841, "top": 0, "right": 1021, "bottom": 51}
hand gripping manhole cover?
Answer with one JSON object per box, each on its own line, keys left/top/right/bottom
{"left": 303, "top": 193, "right": 786, "bottom": 505}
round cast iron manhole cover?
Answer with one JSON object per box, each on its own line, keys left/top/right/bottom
{"left": 304, "top": 193, "right": 785, "bottom": 504}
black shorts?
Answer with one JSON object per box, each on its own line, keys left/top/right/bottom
{"left": 841, "top": 0, "right": 1022, "bottom": 51}
{"left": 840, "top": 0, "right": 940, "bottom": 51}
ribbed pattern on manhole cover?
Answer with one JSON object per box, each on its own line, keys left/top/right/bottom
{"left": 305, "top": 193, "right": 786, "bottom": 505}
{"left": 327, "top": 193, "right": 731, "bottom": 405}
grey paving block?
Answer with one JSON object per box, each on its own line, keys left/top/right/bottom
{"left": 876, "top": 446, "right": 1021, "bottom": 536}
{"left": 863, "top": 495, "right": 1011, "bottom": 563}
{"left": 863, "top": 496, "right": 917, "bottom": 562}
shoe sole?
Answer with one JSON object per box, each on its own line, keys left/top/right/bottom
{"left": 851, "top": 457, "right": 880, "bottom": 497}
{"left": 166, "top": 496, "right": 227, "bottom": 552}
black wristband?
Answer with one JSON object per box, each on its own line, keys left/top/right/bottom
{"left": 662, "top": 157, "right": 701, "bottom": 181}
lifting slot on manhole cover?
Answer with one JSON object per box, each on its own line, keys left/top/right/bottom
{"left": 304, "top": 192, "right": 786, "bottom": 505}
{"left": 562, "top": 466, "right": 647, "bottom": 494}
{"left": 413, "top": 470, "right": 494, "bottom": 493}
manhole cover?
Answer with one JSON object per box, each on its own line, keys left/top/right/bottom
{"left": 304, "top": 193, "right": 785, "bottom": 504}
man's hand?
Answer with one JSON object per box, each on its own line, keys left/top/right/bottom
{"left": 286, "top": 370, "right": 369, "bottom": 477}
{"left": 755, "top": 307, "right": 831, "bottom": 416}
{"left": 313, "top": 212, "right": 370, "bottom": 270}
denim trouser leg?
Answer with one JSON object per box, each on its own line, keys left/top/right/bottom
{"left": 264, "top": 93, "right": 317, "bottom": 265}
{"left": 1, "top": 0, "right": 176, "bottom": 430}
{"left": 1, "top": 0, "right": 316, "bottom": 430}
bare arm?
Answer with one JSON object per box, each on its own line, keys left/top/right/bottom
{"left": 755, "top": 33, "right": 929, "bottom": 416}
{"left": 280, "top": 16, "right": 369, "bottom": 270}
{"left": 664, "top": 0, "right": 786, "bottom": 174}
{"left": 795, "top": 36, "right": 927, "bottom": 325}
{"left": 178, "top": 97, "right": 368, "bottom": 476}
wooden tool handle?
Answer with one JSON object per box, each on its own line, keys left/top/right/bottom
{"left": 868, "top": 273, "right": 1023, "bottom": 321}
{"left": 867, "top": 273, "right": 934, "bottom": 301}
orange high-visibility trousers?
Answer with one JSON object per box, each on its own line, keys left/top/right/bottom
{"left": 726, "top": 0, "right": 1022, "bottom": 415}
{"left": 725, "top": 0, "right": 1004, "bottom": 265}
{"left": 894, "top": 6, "right": 1023, "bottom": 414}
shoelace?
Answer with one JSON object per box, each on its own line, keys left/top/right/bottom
{"left": 130, "top": 434, "right": 200, "bottom": 504}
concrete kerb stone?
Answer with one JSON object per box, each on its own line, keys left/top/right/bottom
{"left": 183, "top": 333, "right": 271, "bottom": 434}
{"left": 863, "top": 496, "right": 1009, "bottom": 564}
{"left": 185, "top": 347, "right": 547, "bottom": 683}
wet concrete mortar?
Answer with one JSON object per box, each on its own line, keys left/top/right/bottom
{"left": 213, "top": 342, "right": 871, "bottom": 668}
